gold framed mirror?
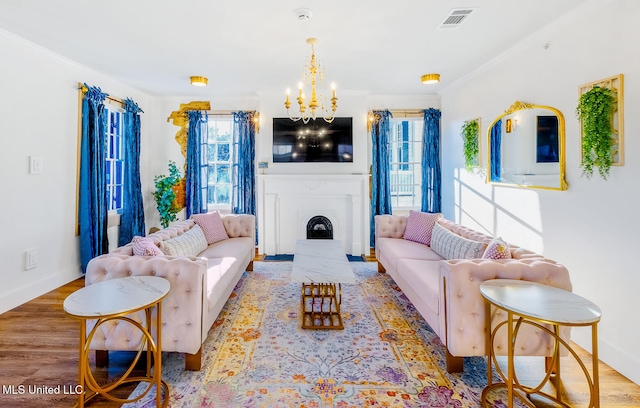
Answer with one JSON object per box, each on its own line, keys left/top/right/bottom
{"left": 486, "top": 101, "right": 568, "bottom": 190}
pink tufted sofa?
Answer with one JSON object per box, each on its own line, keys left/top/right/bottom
{"left": 374, "top": 214, "right": 572, "bottom": 372}
{"left": 85, "top": 214, "right": 255, "bottom": 370}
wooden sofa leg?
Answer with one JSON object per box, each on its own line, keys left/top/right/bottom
{"left": 95, "top": 350, "right": 109, "bottom": 367}
{"left": 247, "top": 260, "right": 254, "bottom": 272}
{"left": 185, "top": 348, "right": 202, "bottom": 371}
{"left": 446, "top": 350, "right": 464, "bottom": 373}
{"left": 377, "top": 261, "right": 386, "bottom": 273}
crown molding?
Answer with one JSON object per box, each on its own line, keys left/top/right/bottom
{"left": 0, "top": 27, "right": 94, "bottom": 73}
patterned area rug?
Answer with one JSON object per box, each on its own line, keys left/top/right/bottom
{"left": 126, "top": 262, "right": 516, "bottom": 407}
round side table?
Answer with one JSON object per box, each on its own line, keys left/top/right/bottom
{"left": 480, "top": 279, "right": 601, "bottom": 408}
{"left": 64, "top": 276, "right": 170, "bottom": 407}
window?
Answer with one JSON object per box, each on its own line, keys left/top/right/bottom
{"left": 105, "top": 105, "right": 124, "bottom": 212}
{"left": 388, "top": 118, "right": 423, "bottom": 208}
{"left": 206, "top": 117, "right": 233, "bottom": 209}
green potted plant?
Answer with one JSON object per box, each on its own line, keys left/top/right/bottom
{"left": 460, "top": 119, "right": 480, "bottom": 172}
{"left": 576, "top": 86, "right": 616, "bottom": 180}
{"left": 154, "top": 161, "right": 183, "bottom": 228}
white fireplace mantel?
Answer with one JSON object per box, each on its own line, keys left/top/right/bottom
{"left": 257, "top": 174, "right": 370, "bottom": 256}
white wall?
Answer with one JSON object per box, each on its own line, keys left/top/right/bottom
{"left": 0, "top": 29, "right": 153, "bottom": 314}
{"left": 440, "top": 0, "right": 640, "bottom": 385}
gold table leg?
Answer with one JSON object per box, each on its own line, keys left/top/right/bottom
{"left": 481, "top": 311, "right": 600, "bottom": 407}
{"left": 74, "top": 302, "right": 169, "bottom": 407}
{"left": 301, "top": 283, "right": 344, "bottom": 329}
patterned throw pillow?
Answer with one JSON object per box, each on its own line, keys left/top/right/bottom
{"left": 131, "top": 236, "right": 164, "bottom": 257}
{"left": 430, "top": 223, "right": 486, "bottom": 260}
{"left": 161, "top": 224, "right": 208, "bottom": 257}
{"left": 482, "top": 237, "right": 512, "bottom": 259}
{"left": 191, "top": 211, "right": 229, "bottom": 245}
{"left": 403, "top": 210, "right": 443, "bottom": 246}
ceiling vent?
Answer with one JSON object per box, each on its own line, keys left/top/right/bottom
{"left": 438, "top": 8, "right": 475, "bottom": 29}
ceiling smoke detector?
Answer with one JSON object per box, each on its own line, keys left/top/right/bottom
{"left": 293, "top": 8, "right": 313, "bottom": 20}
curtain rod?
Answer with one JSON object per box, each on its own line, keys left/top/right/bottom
{"left": 78, "top": 83, "right": 124, "bottom": 107}
{"left": 105, "top": 95, "right": 124, "bottom": 106}
{"left": 206, "top": 110, "right": 257, "bottom": 116}
{"left": 370, "top": 109, "right": 425, "bottom": 118}
{"left": 389, "top": 109, "right": 425, "bottom": 117}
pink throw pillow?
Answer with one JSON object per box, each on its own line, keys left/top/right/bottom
{"left": 191, "top": 211, "right": 229, "bottom": 245}
{"left": 482, "top": 237, "right": 512, "bottom": 260}
{"left": 131, "top": 236, "right": 163, "bottom": 256}
{"left": 403, "top": 210, "right": 443, "bottom": 246}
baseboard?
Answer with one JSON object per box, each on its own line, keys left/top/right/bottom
{"left": 0, "top": 270, "right": 82, "bottom": 315}
{"left": 572, "top": 328, "right": 640, "bottom": 386}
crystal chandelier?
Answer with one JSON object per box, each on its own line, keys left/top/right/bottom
{"left": 284, "top": 38, "right": 337, "bottom": 123}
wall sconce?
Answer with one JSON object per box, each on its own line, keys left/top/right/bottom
{"left": 258, "top": 161, "right": 268, "bottom": 174}
{"left": 505, "top": 118, "right": 513, "bottom": 133}
{"left": 253, "top": 112, "right": 261, "bottom": 133}
{"left": 367, "top": 111, "right": 376, "bottom": 132}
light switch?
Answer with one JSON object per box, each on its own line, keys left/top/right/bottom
{"left": 29, "top": 156, "right": 43, "bottom": 175}
{"left": 25, "top": 250, "right": 38, "bottom": 270}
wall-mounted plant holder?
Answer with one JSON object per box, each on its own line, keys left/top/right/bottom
{"left": 460, "top": 117, "right": 481, "bottom": 173}
{"left": 578, "top": 74, "right": 624, "bottom": 177}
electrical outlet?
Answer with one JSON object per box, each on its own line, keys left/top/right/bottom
{"left": 24, "top": 250, "right": 38, "bottom": 270}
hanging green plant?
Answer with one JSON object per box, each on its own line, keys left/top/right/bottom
{"left": 576, "top": 86, "right": 616, "bottom": 180}
{"left": 460, "top": 119, "right": 480, "bottom": 172}
{"left": 154, "top": 161, "right": 183, "bottom": 228}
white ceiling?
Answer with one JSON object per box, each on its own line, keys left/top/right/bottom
{"left": 0, "top": 0, "right": 586, "bottom": 98}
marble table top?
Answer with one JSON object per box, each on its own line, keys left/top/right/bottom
{"left": 63, "top": 276, "right": 170, "bottom": 318}
{"left": 291, "top": 239, "right": 356, "bottom": 284}
{"left": 480, "top": 279, "right": 601, "bottom": 325}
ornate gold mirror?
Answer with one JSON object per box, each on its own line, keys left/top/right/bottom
{"left": 486, "top": 101, "right": 568, "bottom": 190}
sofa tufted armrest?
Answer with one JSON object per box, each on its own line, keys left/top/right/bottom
{"left": 374, "top": 214, "right": 407, "bottom": 240}
{"left": 374, "top": 215, "right": 408, "bottom": 261}
{"left": 221, "top": 213, "right": 255, "bottom": 244}
{"left": 438, "top": 257, "right": 572, "bottom": 357}
{"left": 85, "top": 253, "right": 208, "bottom": 355}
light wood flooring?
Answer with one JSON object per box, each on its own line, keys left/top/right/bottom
{"left": 1, "top": 277, "right": 639, "bottom": 407}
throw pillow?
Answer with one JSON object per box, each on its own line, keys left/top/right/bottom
{"left": 403, "top": 210, "right": 443, "bottom": 246}
{"left": 191, "top": 211, "right": 229, "bottom": 245}
{"left": 131, "top": 236, "right": 164, "bottom": 257}
{"left": 161, "top": 224, "right": 208, "bottom": 257}
{"left": 482, "top": 237, "right": 512, "bottom": 260}
{"left": 430, "top": 223, "right": 486, "bottom": 260}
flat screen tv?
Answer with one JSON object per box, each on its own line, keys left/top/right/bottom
{"left": 272, "top": 117, "right": 353, "bottom": 162}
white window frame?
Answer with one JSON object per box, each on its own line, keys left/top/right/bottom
{"left": 388, "top": 117, "right": 423, "bottom": 210}
{"left": 206, "top": 116, "right": 234, "bottom": 212}
{"left": 105, "top": 104, "right": 125, "bottom": 214}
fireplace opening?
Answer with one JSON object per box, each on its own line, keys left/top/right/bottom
{"left": 307, "top": 216, "right": 333, "bottom": 240}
